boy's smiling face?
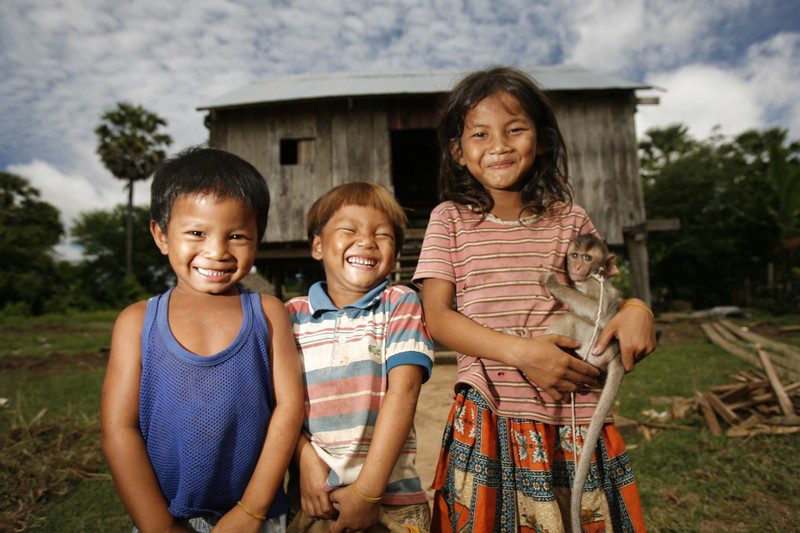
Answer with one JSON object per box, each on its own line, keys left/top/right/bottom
{"left": 151, "top": 193, "right": 258, "bottom": 296}
{"left": 312, "top": 204, "right": 396, "bottom": 308}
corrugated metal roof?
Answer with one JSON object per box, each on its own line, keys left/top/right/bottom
{"left": 197, "top": 65, "right": 650, "bottom": 110}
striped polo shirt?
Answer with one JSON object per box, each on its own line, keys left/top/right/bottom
{"left": 286, "top": 280, "right": 434, "bottom": 505}
{"left": 413, "top": 201, "right": 610, "bottom": 424}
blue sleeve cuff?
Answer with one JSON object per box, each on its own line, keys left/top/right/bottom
{"left": 386, "top": 351, "right": 433, "bottom": 383}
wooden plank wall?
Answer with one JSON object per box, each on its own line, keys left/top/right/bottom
{"left": 212, "top": 99, "right": 392, "bottom": 243}
{"left": 210, "top": 90, "right": 646, "bottom": 247}
{"left": 552, "top": 90, "right": 646, "bottom": 245}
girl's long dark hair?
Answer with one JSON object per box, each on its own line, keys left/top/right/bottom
{"left": 437, "top": 66, "right": 572, "bottom": 217}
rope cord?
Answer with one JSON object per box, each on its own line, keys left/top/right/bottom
{"left": 571, "top": 272, "right": 605, "bottom": 471}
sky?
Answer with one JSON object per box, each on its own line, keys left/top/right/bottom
{"left": 2, "top": 0, "right": 799, "bottom": 259}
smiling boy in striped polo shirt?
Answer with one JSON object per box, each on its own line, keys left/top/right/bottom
{"left": 285, "top": 182, "right": 434, "bottom": 533}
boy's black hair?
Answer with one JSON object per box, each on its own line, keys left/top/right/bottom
{"left": 151, "top": 147, "right": 270, "bottom": 239}
{"left": 437, "top": 66, "right": 572, "bottom": 217}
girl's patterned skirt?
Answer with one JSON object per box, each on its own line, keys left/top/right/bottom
{"left": 432, "top": 387, "right": 646, "bottom": 532}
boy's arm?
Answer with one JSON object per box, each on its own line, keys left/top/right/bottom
{"left": 329, "top": 364, "right": 424, "bottom": 533}
{"left": 101, "top": 302, "right": 182, "bottom": 533}
{"left": 215, "top": 295, "right": 304, "bottom": 532}
{"left": 294, "top": 433, "right": 337, "bottom": 519}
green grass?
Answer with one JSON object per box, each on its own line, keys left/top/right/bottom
{"left": 0, "top": 310, "right": 116, "bottom": 361}
{"left": 619, "top": 323, "right": 800, "bottom": 531}
{"left": 0, "top": 310, "right": 121, "bottom": 531}
{"left": 1, "top": 312, "right": 799, "bottom": 530}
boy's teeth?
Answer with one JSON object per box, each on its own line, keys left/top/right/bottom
{"left": 347, "top": 257, "right": 376, "bottom": 267}
{"left": 197, "top": 267, "right": 226, "bottom": 277}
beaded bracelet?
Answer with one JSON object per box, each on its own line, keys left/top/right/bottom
{"left": 236, "top": 500, "right": 266, "bottom": 521}
{"left": 622, "top": 300, "right": 654, "bottom": 319}
{"left": 350, "top": 483, "right": 382, "bottom": 503}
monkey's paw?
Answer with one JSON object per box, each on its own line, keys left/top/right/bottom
{"left": 539, "top": 270, "right": 557, "bottom": 288}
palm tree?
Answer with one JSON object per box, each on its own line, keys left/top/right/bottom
{"left": 95, "top": 103, "right": 172, "bottom": 277}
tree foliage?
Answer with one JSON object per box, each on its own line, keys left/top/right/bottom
{"left": 95, "top": 102, "right": 172, "bottom": 277}
{"left": 0, "top": 173, "right": 64, "bottom": 314}
{"left": 70, "top": 205, "right": 173, "bottom": 307}
{"left": 641, "top": 125, "right": 798, "bottom": 310}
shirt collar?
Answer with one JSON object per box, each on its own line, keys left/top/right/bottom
{"left": 308, "top": 279, "right": 389, "bottom": 315}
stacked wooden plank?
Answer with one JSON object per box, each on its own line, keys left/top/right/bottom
{"left": 672, "top": 320, "right": 800, "bottom": 437}
{"left": 694, "top": 368, "right": 800, "bottom": 437}
{"left": 700, "top": 319, "right": 800, "bottom": 381}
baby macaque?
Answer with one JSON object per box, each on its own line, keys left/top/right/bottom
{"left": 538, "top": 234, "right": 622, "bottom": 533}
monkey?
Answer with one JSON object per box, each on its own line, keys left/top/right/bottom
{"left": 538, "top": 234, "right": 622, "bottom": 533}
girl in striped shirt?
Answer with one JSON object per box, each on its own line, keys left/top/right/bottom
{"left": 413, "top": 67, "right": 656, "bottom": 532}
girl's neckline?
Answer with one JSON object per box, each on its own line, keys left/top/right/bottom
{"left": 157, "top": 287, "right": 250, "bottom": 365}
{"left": 466, "top": 205, "right": 540, "bottom": 225}
{"left": 483, "top": 212, "right": 540, "bottom": 225}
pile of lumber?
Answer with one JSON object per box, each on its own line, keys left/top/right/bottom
{"left": 695, "top": 365, "right": 800, "bottom": 437}
{"left": 697, "top": 318, "right": 800, "bottom": 436}
{"left": 701, "top": 319, "right": 800, "bottom": 380}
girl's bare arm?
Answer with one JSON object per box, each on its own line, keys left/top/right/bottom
{"left": 215, "top": 295, "right": 305, "bottom": 531}
{"left": 101, "top": 302, "right": 183, "bottom": 533}
{"left": 593, "top": 298, "right": 657, "bottom": 372}
{"left": 421, "top": 278, "right": 600, "bottom": 400}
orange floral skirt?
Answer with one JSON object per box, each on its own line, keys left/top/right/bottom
{"left": 431, "top": 387, "right": 646, "bottom": 532}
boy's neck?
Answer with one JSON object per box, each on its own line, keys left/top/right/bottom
{"left": 171, "top": 283, "right": 240, "bottom": 302}
{"left": 325, "top": 286, "right": 368, "bottom": 309}
{"left": 323, "top": 281, "right": 386, "bottom": 310}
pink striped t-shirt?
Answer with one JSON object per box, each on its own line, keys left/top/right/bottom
{"left": 412, "top": 200, "right": 609, "bottom": 424}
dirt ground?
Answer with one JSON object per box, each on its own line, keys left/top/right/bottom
{"left": 414, "top": 362, "right": 458, "bottom": 500}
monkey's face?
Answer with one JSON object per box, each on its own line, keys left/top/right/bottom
{"left": 566, "top": 244, "right": 604, "bottom": 282}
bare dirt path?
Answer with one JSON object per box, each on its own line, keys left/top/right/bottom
{"left": 414, "top": 362, "right": 457, "bottom": 500}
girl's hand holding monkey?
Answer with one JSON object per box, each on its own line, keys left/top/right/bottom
{"left": 511, "top": 334, "right": 601, "bottom": 401}
{"left": 593, "top": 298, "right": 656, "bottom": 372}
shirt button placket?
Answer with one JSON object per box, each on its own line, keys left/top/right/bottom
{"left": 331, "top": 310, "right": 345, "bottom": 365}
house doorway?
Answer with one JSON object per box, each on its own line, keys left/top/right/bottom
{"left": 390, "top": 129, "right": 439, "bottom": 228}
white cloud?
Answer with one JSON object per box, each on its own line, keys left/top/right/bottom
{"left": 7, "top": 159, "right": 152, "bottom": 261}
{"left": 2, "top": 0, "right": 799, "bottom": 244}
{"left": 636, "top": 65, "right": 763, "bottom": 139}
{"left": 636, "top": 31, "right": 800, "bottom": 140}
{"left": 565, "top": 0, "right": 754, "bottom": 74}
{"left": 9, "top": 160, "right": 115, "bottom": 225}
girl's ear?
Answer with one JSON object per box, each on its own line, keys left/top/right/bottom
{"left": 311, "top": 235, "right": 323, "bottom": 261}
{"left": 450, "top": 139, "right": 465, "bottom": 166}
{"left": 150, "top": 220, "right": 169, "bottom": 255}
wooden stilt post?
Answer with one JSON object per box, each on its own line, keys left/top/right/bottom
{"left": 624, "top": 224, "right": 652, "bottom": 306}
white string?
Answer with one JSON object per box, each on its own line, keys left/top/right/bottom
{"left": 571, "top": 272, "right": 605, "bottom": 471}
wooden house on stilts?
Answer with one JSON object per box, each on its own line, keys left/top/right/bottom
{"left": 197, "top": 66, "right": 656, "bottom": 302}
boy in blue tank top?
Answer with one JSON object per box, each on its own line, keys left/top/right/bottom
{"left": 101, "top": 147, "right": 304, "bottom": 533}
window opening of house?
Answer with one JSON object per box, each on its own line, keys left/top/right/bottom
{"left": 280, "top": 138, "right": 315, "bottom": 165}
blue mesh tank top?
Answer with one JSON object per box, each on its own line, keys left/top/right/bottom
{"left": 139, "top": 288, "right": 289, "bottom": 519}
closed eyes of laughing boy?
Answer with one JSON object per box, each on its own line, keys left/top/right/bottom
{"left": 310, "top": 203, "right": 397, "bottom": 308}
{"left": 292, "top": 192, "right": 431, "bottom": 533}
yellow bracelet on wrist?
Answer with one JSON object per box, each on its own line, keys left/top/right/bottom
{"left": 622, "top": 300, "right": 654, "bottom": 319}
{"left": 350, "top": 483, "right": 382, "bottom": 503}
{"left": 236, "top": 500, "right": 266, "bottom": 521}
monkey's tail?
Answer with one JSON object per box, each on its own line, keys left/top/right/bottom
{"left": 570, "top": 357, "right": 625, "bottom": 533}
